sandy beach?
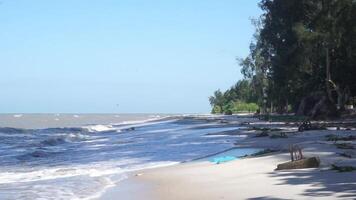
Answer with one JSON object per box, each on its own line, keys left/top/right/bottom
{"left": 102, "top": 116, "right": 356, "bottom": 200}
{"left": 3, "top": 1, "right": 356, "bottom": 199}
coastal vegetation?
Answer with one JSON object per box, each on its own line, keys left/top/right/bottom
{"left": 209, "top": 80, "right": 259, "bottom": 114}
{"left": 210, "top": 0, "right": 356, "bottom": 119}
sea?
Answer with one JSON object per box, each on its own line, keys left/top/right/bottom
{"left": 0, "top": 114, "right": 257, "bottom": 199}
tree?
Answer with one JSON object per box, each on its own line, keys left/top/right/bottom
{"left": 209, "top": 90, "right": 224, "bottom": 114}
{"left": 210, "top": 0, "right": 356, "bottom": 118}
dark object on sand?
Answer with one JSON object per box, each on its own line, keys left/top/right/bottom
{"left": 124, "top": 127, "right": 135, "bottom": 131}
{"left": 276, "top": 157, "right": 320, "bottom": 170}
{"left": 250, "top": 149, "right": 279, "bottom": 157}
{"left": 298, "top": 119, "right": 327, "bottom": 132}
{"left": 251, "top": 127, "right": 282, "bottom": 131}
{"left": 331, "top": 164, "right": 356, "bottom": 172}
{"left": 325, "top": 134, "right": 339, "bottom": 142}
{"left": 326, "top": 134, "right": 356, "bottom": 141}
{"left": 339, "top": 151, "right": 355, "bottom": 158}
{"left": 224, "top": 110, "right": 233, "bottom": 115}
{"left": 219, "top": 120, "right": 229, "bottom": 124}
{"left": 270, "top": 132, "right": 288, "bottom": 139}
{"left": 255, "top": 130, "right": 269, "bottom": 137}
{"left": 335, "top": 143, "right": 355, "bottom": 149}
{"left": 339, "top": 135, "right": 356, "bottom": 141}
{"left": 298, "top": 120, "right": 312, "bottom": 132}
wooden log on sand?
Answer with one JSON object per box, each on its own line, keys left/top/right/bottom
{"left": 276, "top": 157, "right": 320, "bottom": 170}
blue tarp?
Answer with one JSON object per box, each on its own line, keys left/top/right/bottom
{"left": 210, "top": 156, "right": 236, "bottom": 164}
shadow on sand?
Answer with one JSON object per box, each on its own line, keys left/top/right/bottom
{"left": 266, "top": 168, "right": 356, "bottom": 199}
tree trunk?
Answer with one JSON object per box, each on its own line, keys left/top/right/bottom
{"left": 310, "top": 96, "right": 327, "bottom": 118}
{"left": 297, "top": 97, "right": 307, "bottom": 116}
{"left": 262, "top": 86, "right": 267, "bottom": 114}
{"left": 325, "top": 47, "right": 334, "bottom": 104}
{"left": 325, "top": 47, "right": 346, "bottom": 111}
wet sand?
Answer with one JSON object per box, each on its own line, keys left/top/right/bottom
{"left": 102, "top": 116, "right": 356, "bottom": 200}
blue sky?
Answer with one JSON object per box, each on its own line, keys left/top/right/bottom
{"left": 0, "top": 0, "right": 262, "bottom": 113}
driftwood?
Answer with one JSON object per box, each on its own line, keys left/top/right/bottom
{"left": 255, "top": 131, "right": 269, "bottom": 137}
{"left": 298, "top": 119, "right": 326, "bottom": 132}
{"left": 276, "top": 145, "right": 320, "bottom": 170}
{"left": 298, "top": 119, "right": 312, "bottom": 132}
{"left": 270, "top": 132, "right": 288, "bottom": 139}
{"left": 331, "top": 164, "right": 356, "bottom": 172}
{"left": 276, "top": 157, "right": 320, "bottom": 170}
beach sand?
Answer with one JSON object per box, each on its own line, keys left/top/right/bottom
{"left": 135, "top": 154, "right": 355, "bottom": 200}
{"left": 101, "top": 117, "right": 356, "bottom": 200}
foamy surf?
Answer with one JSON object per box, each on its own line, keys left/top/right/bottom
{"left": 0, "top": 115, "right": 247, "bottom": 200}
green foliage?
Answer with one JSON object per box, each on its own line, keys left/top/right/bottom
{"left": 209, "top": 98, "right": 259, "bottom": 114}
{"left": 211, "top": 105, "right": 222, "bottom": 114}
{"left": 211, "top": 0, "right": 356, "bottom": 114}
{"left": 209, "top": 79, "right": 260, "bottom": 114}
{"left": 231, "top": 101, "right": 259, "bottom": 113}
{"left": 257, "top": 0, "right": 356, "bottom": 112}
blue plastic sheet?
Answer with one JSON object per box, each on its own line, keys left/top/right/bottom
{"left": 210, "top": 156, "right": 236, "bottom": 164}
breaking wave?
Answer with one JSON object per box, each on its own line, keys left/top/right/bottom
{"left": 0, "top": 116, "right": 246, "bottom": 200}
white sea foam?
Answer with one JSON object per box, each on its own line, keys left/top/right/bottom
{"left": 83, "top": 116, "right": 166, "bottom": 133}
{"left": 0, "top": 115, "right": 248, "bottom": 200}
{"left": 0, "top": 163, "right": 123, "bottom": 184}
{"left": 13, "top": 114, "right": 23, "bottom": 118}
{"left": 84, "top": 124, "right": 116, "bottom": 132}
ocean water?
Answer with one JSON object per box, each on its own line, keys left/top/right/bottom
{"left": 0, "top": 114, "right": 252, "bottom": 199}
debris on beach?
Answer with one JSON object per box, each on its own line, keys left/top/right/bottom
{"left": 254, "top": 130, "right": 269, "bottom": 137}
{"left": 298, "top": 119, "right": 326, "bottom": 132}
{"left": 210, "top": 156, "right": 236, "bottom": 164}
{"left": 326, "top": 134, "right": 356, "bottom": 142}
{"left": 335, "top": 143, "right": 355, "bottom": 149}
{"left": 276, "top": 157, "right": 320, "bottom": 170}
{"left": 249, "top": 149, "right": 279, "bottom": 157}
{"left": 339, "top": 151, "right": 356, "bottom": 158}
{"left": 331, "top": 164, "right": 356, "bottom": 172}
{"left": 269, "top": 132, "right": 288, "bottom": 139}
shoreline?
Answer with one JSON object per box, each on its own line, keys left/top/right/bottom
{"left": 99, "top": 176, "right": 152, "bottom": 200}
{"left": 99, "top": 114, "right": 356, "bottom": 200}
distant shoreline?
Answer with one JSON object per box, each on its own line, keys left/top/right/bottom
{"left": 0, "top": 113, "right": 170, "bottom": 129}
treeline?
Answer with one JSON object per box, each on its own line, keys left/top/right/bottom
{"left": 210, "top": 0, "right": 356, "bottom": 118}
{"left": 209, "top": 80, "right": 259, "bottom": 114}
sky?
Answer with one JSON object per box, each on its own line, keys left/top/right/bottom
{"left": 0, "top": 0, "right": 262, "bottom": 114}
